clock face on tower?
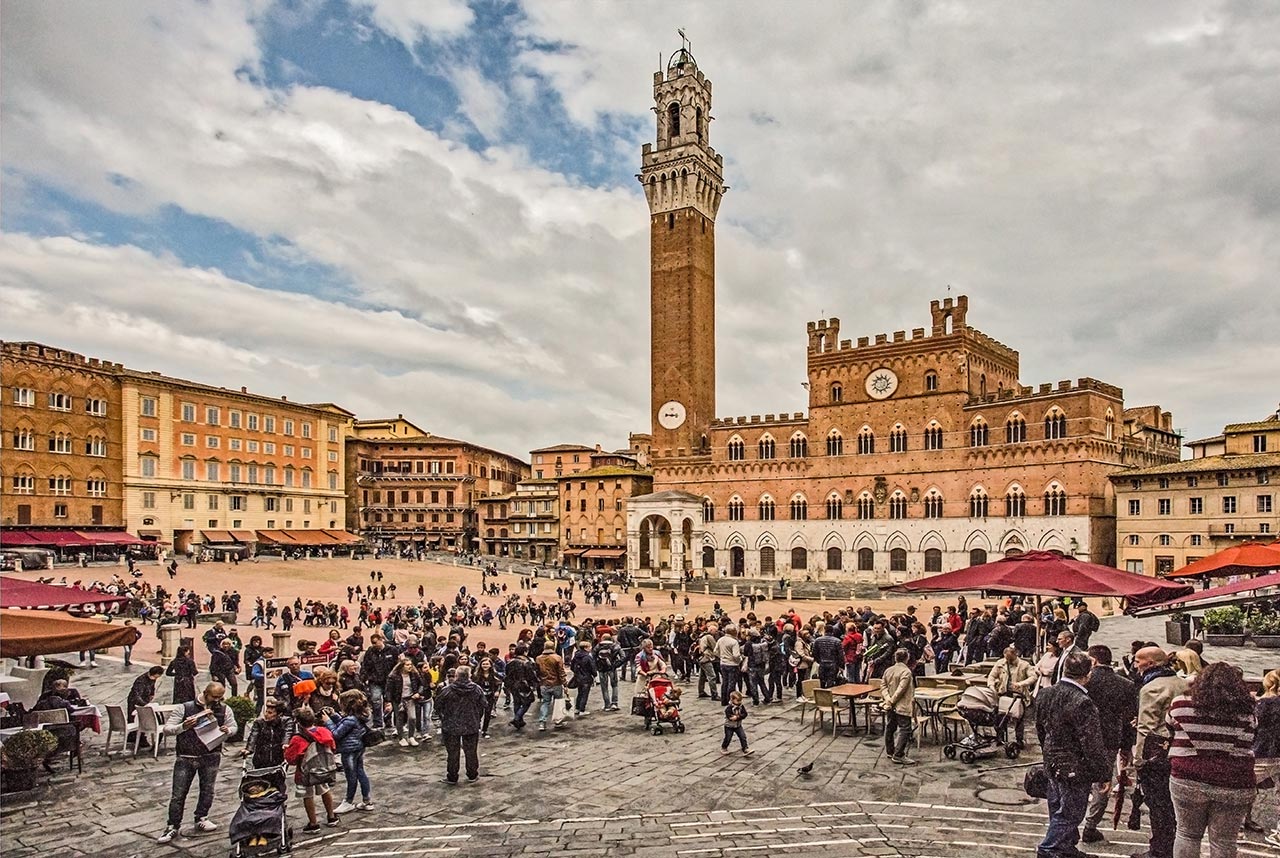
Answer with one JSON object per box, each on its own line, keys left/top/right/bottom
{"left": 864, "top": 367, "right": 899, "bottom": 400}
{"left": 658, "top": 400, "right": 687, "bottom": 430}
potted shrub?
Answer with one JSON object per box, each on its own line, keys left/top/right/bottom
{"left": 1248, "top": 611, "right": 1280, "bottom": 648}
{"left": 0, "top": 729, "right": 58, "bottom": 793}
{"left": 1165, "top": 611, "right": 1191, "bottom": 646}
{"left": 1203, "top": 606, "right": 1246, "bottom": 647}
{"left": 225, "top": 695, "right": 259, "bottom": 742}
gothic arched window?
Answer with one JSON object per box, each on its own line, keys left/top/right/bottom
{"left": 789, "top": 433, "right": 808, "bottom": 458}
{"left": 668, "top": 102, "right": 681, "bottom": 138}
{"left": 857, "top": 426, "right": 875, "bottom": 455}
{"left": 826, "top": 493, "right": 843, "bottom": 520}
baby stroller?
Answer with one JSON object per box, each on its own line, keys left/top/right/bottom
{"left": 943, "top": 686, "right": 1025, "bottom": 764}
{"left": 228, "top": 765, "right": 293, "bottom": 856}
{"left": 631, "top": 675, "right": 685, "bottom": 735}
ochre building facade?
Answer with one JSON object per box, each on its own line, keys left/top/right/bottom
{"left": 626, "top": 49, "right": 1180, "bottom": 583}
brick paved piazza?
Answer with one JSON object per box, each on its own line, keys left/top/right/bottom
{"left": 4, "top": 610, "right": 1278, "bottom": 858}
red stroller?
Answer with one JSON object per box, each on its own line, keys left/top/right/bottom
{"left": 631, "top": 675, "right": 685, "bottom": 735}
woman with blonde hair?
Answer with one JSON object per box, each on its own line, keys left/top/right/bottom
{"left": 1173, "top": 648, "right": 1204, "bottom": 678}
{"left": 1247, "top": 669, "right": 1280, "bottom": 845}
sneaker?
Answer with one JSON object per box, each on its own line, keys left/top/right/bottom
{"left": 895, "top": 756, "right": 919, "bottom": 766}
{"left": 797, "top": 696, "right": 809, "bottom": 703}
{"left": 325, "top": 817, "right": 340, "bottom": 827}
{"left": 356, "top": 801, "right": 374, "bottom": 812}
{"left": 334, "top": 801, "right": 356, "bottom": 815}
{"left": 480, "top": 733, "right": 490, "bottom": 739}
{"left": 466, "top": 775, "right": 479, "bottom": 783}
{"left": 398, "top": 737, "right": 409, "bottom": 747}
{"left": 742, "top": 748, "right": 754, "bottom": 756}
{"left": 721, "top": 748, "right": 731, "bottom": 755}
{"left": 538, "top": 722, "right": 546, "bottom": 731}
{"left": 193, "top": 819, "right": 217, "bottom": 833}
{"left": 157, "top": 826, "right": 178, "bottom": 844}
{"left": 303, "top": 823, "right": 322, "bottom": 833}
{"left": 1081, "top": 828, "right": 1105, "bottom": 844}
{"left": 440, "top": 777, "right": 458, "bottom": 786}
{"left": 407, "top": 736, "right": 419, "bottom": 747}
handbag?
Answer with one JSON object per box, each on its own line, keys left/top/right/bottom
{"left": 360, "top": 719, "right": 384, "bottom": 747}
{"left": 1023, "top": 764, "right": 1049, "bottom": 799}
{"left": 566, "top": 675, "right": 579, "bottom": 690}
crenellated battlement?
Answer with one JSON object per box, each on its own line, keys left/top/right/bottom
{"left": 2, "top": 340, "right": 125, "bottom": 372}
{"left": 804, "top": 296, "right": 1018, "bottom": 366}
{"left": 964, "top": 377, "right": 1123, "bottom": 407}
{"left": 710, "top": 412, "right": 807, "bottom": 429}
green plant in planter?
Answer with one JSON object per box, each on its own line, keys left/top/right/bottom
{"left": 1248, "top": 611, "right": 1280, "bottom": 636}
{"left": 225, "top": 695, "right": 259, "bottom": 740}
{"left": 0, "top": 729, "right": 58, "bottom": 770}
{"left": 1203, "top": 606, "right": 1246, "bottom": 635}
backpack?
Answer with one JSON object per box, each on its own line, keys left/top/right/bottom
{"left": 299, "top": 730, "right": 338, "bottom": 786}
{"left": 922, "top": 644, "right": 936, "bottom": 663}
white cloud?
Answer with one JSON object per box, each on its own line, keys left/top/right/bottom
{"left": 357, "top": 0, "right": 474, "bottom": 47}
{"left": 1, "top": 0, "right": 1278, "bottom": 454}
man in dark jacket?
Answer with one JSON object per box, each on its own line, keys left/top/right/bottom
{"left": 964, "top": 609, "right": 991, "bottom": 664}
{"left": 1013, "top": 614, "right": 1038, "bottom": 659}
{"left": 1070, "top": 602, "right": 1100, "bottom": 649}
{"left": 614, "top": 619, "right": 643, "bottom": 682}
{"left": 811, "top": 625, "right": 844, "bottom": 687}
{"left": 435, "top": 665, "right": 487, "bottom": 784}
{"left": 1035, "top": 652, "right": 1109, "bottom": 858}
{"left": 1080, "top": 645, "right": 1137, "bottom": 844}
{"left": 359, "top": 633, "right": 400, "bottom": 730}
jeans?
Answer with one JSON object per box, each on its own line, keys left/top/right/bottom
{"left": 767, "top": 670, "right": 784, "bottom": 702}
{"left": 1139, "top": 758, "right": 1176, "bottom": 858}
{"left": 1169, "top": 776, "right": 1254, "bottom": 858}
{"left": 442, "top": 732, "right": 479, "bottom": 783}
{"left": 722, "top": 724, "right": 748, "bottom": 751}
{"left": 719, "top": 665, "right": 739, "bottom": 705}
{"left": 574, "top": 683, "right": 592, "bottom": 714}
{"left": 621, "top": 649, "right": 637, "bottom": 681}
{"left": 340, "top": 749, "right": 371, "bottom": 803}
{"left": 598, "top": 669, "right": 618, "bottom": 708}
{"left": 167, "top": 754, "right": 221, "bottom": 827}
{"left": 748, "top": 670, "right": 768, "bottom": 704}
{"left": 884, "top": 710, "right": 913, "bottom": 759}
{"left": 538, "top": 685, "right": 564, "bottom": 724}
{"left": 416, "top": 699, "right": 433, "bottom": 736}
{"left": 1038, "top": 776, "right": 1091, "bottom": 856}
{"left": 512, "top": 696, "right": 533, "bottom": 726}
{"left": 698, "top": 661, "right": 719, "bottom": 698}
{"left": 818, "top": 662, "right": 840, "bottom": 688}
{"left": 368, "top": 683, "right": 386, "bottom": 728}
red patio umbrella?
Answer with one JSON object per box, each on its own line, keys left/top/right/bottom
{"left": 883, "top": 550, "right": 1193, "bottom": 609}
{"left": 0, "top": 577, "right": 131, "bottom": 613}
{"left": 0, "top": 610, "right": 140, "bottom": 658}
{"left": 1164, "top": 542, "right": 1280, "bottom": 580}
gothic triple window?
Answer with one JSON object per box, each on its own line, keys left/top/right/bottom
{"left": 727, "top": 497, "right": 744, "bottom": 522}
{"left": 758, "top": 496, "right": 776, "bottom": 521}
{"left": 857, "top": 427, "right": 875, "bottom": 455}
{"left": 727, "top": 437, "right": 745, "bottom": 461}
{"left": 889, "top": 492, "right": 908, "bottom": 520}
{"left": 1045, "top": 409, "right": 1068, "bottom": 440}
{"left": 826, "top": 430, "right": 843, "bottom": 457}
{"left": 923, "top": 491, "right": 944, "bottom": 519}
{"left": 969, "top": 489, "right": 990, "bottom": 518}
{"left": 923, "top": 422, "right": 944, "bottom": 450}
{"left": 1006, "top": 414, "right": 1027, "bottom": 443}
{"left": 758, "top": 435, "right": 776, "bottom": 459}
{"left": 1045, "top": 486, "right": 1067, "bottom": 516}
{"left": 826, "top": 494, "right": 843, "bottom": 520}
{"left": 889, "top": 425, "right": 908, "bottom": 453}
{"left": 703, "top": 498, "right": 715, "bottom": 522}
{"left": 1006, "top": 486, "right": 1027, "bottom": 517}
{"left": 789, "top": 433, "right": 808, "bottom": 458}
{"left": 857, "top": 493, "right": 875, "bottom": 520}
{"left": 971, "top": 419, "right": 990, "bottom": 447}
{"left": 789, "top": 495, "right": 807, "bottom": 520}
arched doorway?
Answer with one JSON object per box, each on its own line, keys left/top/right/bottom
{"left": 730, "top": 546, "right": 745, "bottom": 576}
{"left": 702, "top": 545, "right": 715, "bottom": 569}
{"left": 760, "top": 546, "right": 776, "bottom": 575}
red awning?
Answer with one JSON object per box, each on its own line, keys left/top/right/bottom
{"left": 201, "top": 530, "right": 238, "bottom": 544}
{"left": 322, "top": 530, "right": 364, "bottom": 545}
{"left": 883, "top": 550, "right": 1194, "bottom": 610}
{"left": 0, "top": 609, "right": 141, "bottom": 658}
{"left": 282, "top": 530, "right": 338, "bottom": 546}
{"left": 229, "top": 530, "right": 258, "bottom": 543}
{"left": 0, "top": 531, "right": 44, "bottom": 547}
{"left": 77, "top": 531, "right": 147, "bottom": 545}
{"left": 0, "top": 578, "right": 131, "bottom": 613}
{"left": 21, "top": 530, "right": 94, "bottom": 547}
{"left": 256, "top": 530, "right": 299, "bottom": 545}
{"left": 1164, "top": 542, "right": 1280, "bottom": 580}
{"left": 562, "top": 548, "right": 586, "bottom": 557}
{"left": 1135, "top": 570, "right": 1280, "bottom": 615}
{"left": 582, "top": 548, "right": 626, "bottom": 559}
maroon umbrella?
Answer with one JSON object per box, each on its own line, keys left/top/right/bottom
{"left": 0, "top": 577, "right": 130, "bottom": 614}
{"left": 882, "top": 550, "right": 1193, "bottom": 609}
{"left": 1134, "top": 570, "right": 1280, "bottom": 615}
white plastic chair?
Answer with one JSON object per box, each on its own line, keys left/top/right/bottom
{"left": 103, "top": 704, "right": 136, "bottom": 756}
{"left": 25, "top": 708, "right": 69, "bottom": 727}
{"left": 133, "top": 704, "right": 167, "bottom": 758}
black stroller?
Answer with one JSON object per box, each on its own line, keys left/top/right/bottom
{"left": 942, "top": 686, "right": 1026, "bottom": 764}
{"left": 229, "top": 766, "right": 293, "bottom": 856}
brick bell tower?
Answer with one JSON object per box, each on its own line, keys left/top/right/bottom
{"left": 640, "top": 41, "right": 725, "bottom": 455}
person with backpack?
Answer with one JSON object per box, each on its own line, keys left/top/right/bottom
{"left": 327, "top": 689, "right": 373, "bottom": 814}
{"left": 503, "top": 644, "right": 538, "bottom": 729}
{"left": 283, "top": 707, "right": 339, "bottom": 833}
{"left": 568, "top": 640, "right": 598, "bottom": 717}
{"left": 745, "top": 630, "right": 771, "bottom": 705}
{"left": 592, "top": 633, "right": 622, "bottom": 712}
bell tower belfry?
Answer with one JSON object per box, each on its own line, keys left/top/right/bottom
{"left": 640, "top": 42, "right": 725, "bottom": 456}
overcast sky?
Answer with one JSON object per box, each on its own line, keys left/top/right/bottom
{"left": 2, "top": 1, "right": 1277, "bottom": 456}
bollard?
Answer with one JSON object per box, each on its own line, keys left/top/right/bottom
{"left": 272, "top": 630, "right": 292, "bottom": 657}
{"left": 820, "top": 587, "right": 826, "bottom": 600}
{"left": 786, "top": 587, "right": 793, "bottom": 601}
{"left": 657, "top": 581, "right": 664, "bottom": 591}
{"left": 732, "top": 584, "right": 738, "bottom": 598}
{"left": 680, "top": 581, "right": 686, "bottom": 593}
{"left": 703, "top": 584, "right": 710, "bottom": 595}
{"left": 159, "top": 623, "right": 182, "bottom": 666}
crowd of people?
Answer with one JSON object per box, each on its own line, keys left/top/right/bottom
{"left": 58, "top": 562, "right": 1272, "bottom": 856}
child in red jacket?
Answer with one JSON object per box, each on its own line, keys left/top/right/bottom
{"left": 283, "top": 707, "right": 339, "bottom": 832}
